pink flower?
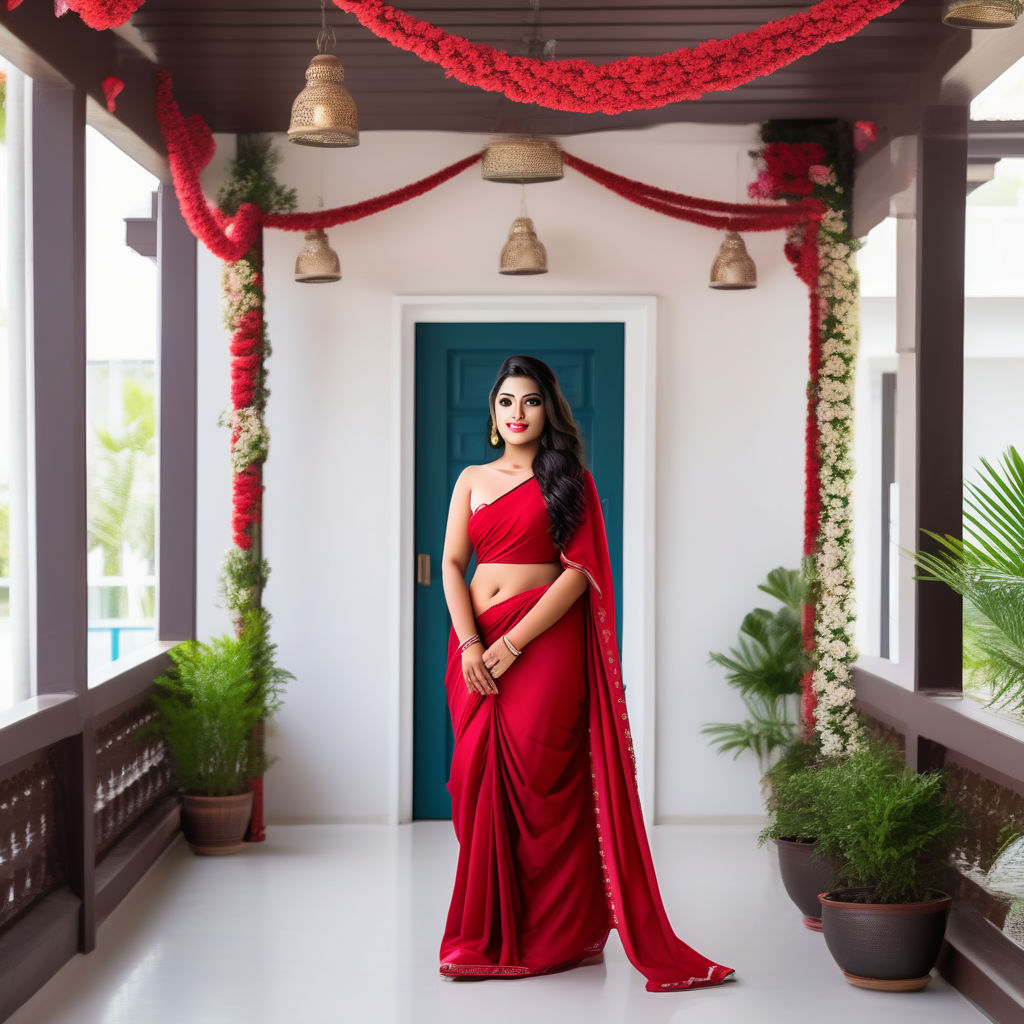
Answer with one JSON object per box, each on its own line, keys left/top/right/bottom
{"left": 808, "top": 164, "right": 836, "bottom": 186}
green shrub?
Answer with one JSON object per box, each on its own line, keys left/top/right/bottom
{"left": 150, "top": 611, "right": 289, "bottom": 796}
{"left": 811, "top": 744, "right": 963, "bottom": 903}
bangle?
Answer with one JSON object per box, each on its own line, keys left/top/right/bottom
{"left": 502, "top": 634, "right": 522, "bottom": 657}
{"left": 458, "top": 634, "right": 480, "bottom": 656}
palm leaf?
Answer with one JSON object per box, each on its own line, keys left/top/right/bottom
{"left": 757, "top": 566, "right": 808, "bottom": 611}
{"left": 912, "top": 446, "right": 1024, "bottom": 716}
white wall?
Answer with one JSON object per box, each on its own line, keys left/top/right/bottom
{"left": 195, "top": 123, "right": 808, "bottom": 823}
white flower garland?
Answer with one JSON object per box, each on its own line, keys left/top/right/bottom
{"left": 811, "top": 205, "right": 865, "bottom": 757}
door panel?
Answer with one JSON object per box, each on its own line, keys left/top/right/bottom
{"left": 413, "top": 323, "right": 624, "bottom": 818}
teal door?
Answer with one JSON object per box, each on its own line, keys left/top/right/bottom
{"left": 414, "top": 323, "right": 625, "bottom": 819}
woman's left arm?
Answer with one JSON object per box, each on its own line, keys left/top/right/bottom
{"left": 481, "top": 568, "right": 589, "bottom": 680}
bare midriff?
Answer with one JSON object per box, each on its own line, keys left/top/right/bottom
{"left": 470, "top": 562, "right": 562, "bottom": 617}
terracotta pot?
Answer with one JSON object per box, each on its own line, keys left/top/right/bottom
{"left": 819, "top": 888, "right": 952, "bottom": 991}
{"left": 180, "top": 792, "right": 254, "bottom": 856}
{"left": 775, "top": 839, "right": 834, "bottom": 931}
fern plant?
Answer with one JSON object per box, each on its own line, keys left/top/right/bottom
{"left": 913, "top": 446, "right": 1024, "bottom": 716}
{"left": 703, "top": 567, "right": 811, "bottom": 774}
{"left": 150, "top": 611, "right": 289, "bottom": 796}
{"left": 810, "top": 744, "right": 964, "bottom": 904}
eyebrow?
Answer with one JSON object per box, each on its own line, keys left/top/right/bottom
{"left": 498, "top": 391, "right": 542, "bottom": 398}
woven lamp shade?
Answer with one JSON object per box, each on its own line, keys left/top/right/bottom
{"left": 482, "top": 138, "right": 563, "bottom": 184}
{"left": 288, "top": 54, "right": 359, "bottom": 147}
{"left": 709, "top": 232, "right": 757, "bottom": 290}
{"left": 942, "top": 0, "right": 1021, "bottom": 25}
{"left": 499, "top": 217, "right": 548, "bottom": 275}
{"left": 295, "top": 229, "right": 341, "bottom": 283}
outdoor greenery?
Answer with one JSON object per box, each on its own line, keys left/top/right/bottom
{"left": 87, "top": 375, "right": 156, "bottom": 577}
{"left": 150, "top": 611, "right": 290, "bottom": 796}
{"left": 703, "top": 567, "right": 810, "bottom": 774}
{"left": 913, "top": 446, "right": 1024, "bottom": 717}
{"left": 0, "top": 502, "right": 9, "bottom": 578}
{"left": 762, "top": 742, "right": 964, "bottom": 904}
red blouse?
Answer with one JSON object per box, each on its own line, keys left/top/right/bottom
{"left": 468, "top": 476, "right": 559, "bottom": 564}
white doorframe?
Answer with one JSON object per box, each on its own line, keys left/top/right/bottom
{"left": 388, "top": 295, "right": 658, "bottom": 824}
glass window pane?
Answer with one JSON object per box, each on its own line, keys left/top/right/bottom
{"left": 961, "top": 157, "right": 1024, "bottom": 715}
{"left": 85, "top": 127, "right": 159, "bottom": 678}
{"left": 854, "top": 217, "right": 899, "bottom": 662}
{"left": 0, "top": 58, "right": 30, "bottom": 711}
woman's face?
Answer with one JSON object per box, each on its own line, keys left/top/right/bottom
{"left": 493, "top": 376, "right": 546, "bottom": 448}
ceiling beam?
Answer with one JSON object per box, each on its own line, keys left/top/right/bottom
{"left": 0, "top": 3, "right": 167, "bottom": 179}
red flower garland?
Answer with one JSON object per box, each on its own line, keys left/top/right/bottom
{"left": 563, "top": 153, "right": 820, "bottom": 235}
{"left": 155, "top": 72, "right": 481, "bottom": 262}
{"left": 333, "top": 0, "right": 904, "bottom": 114}
{"left": 229, "top": 308, "right": 262, "bottom": 410}
{"left": 65, "top": 0, "right": 146, "bottom": 29}
{"left": 232, "top": 467, "right": 262, "bottom": 549}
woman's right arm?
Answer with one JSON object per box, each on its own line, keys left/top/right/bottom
{"left": 441, "top": 469, "right": 497, "bottom": 696}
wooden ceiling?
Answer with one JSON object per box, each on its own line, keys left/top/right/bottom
{"left": 127, "top": 0, "right": 972, "bottom": 137}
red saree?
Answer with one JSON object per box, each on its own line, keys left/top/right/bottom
{"left": 441, "top": 473, "right": 734, "bottom": 992}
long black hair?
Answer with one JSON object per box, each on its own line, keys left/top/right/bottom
{"left": 488, "top": 355, "right": 586, "bottom": 549}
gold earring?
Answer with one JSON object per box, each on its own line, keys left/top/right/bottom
{"left": 490, "top": 420, "right": 500, "bottom": 447}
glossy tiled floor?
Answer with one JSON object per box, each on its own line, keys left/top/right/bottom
{"left": 10, "top": 824, "right": 991, "bottom": 1024}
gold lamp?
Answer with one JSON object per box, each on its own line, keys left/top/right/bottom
{"left": 288, "top": 0, "right": 359, "bottom": 147}
{"left": 499, "top": 217, "right": 548, "bottom": 275}
{"left": 942, "top": 0, "right": 1022, "bottom": 27}
{"left": 709, "top": 231, "right": 757, "bottom": 290}
{"left": 483, "top": 137, "right": 563, "bottom": 184}
{"left": 295, "top": 229, "right": 341, "bottom": 283}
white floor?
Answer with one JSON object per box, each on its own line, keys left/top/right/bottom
{"left": 10, "top": 824, "right": 992, "bottom": 1024}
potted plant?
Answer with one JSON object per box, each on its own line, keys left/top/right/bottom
{"left": 813, "top": 743, "right": 965, "bottom": 990}
{"left": 150, "top": 611, "right": 288, "bottom": 855}
{"left": 759, "top": 740, "right": 835, "bottom": 931}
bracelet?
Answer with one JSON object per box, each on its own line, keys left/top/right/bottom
{"left": 458, "top": 634, "right": 480, "bottom": 656}
{"left": 502, "top": 634, "right": 523, "bottom": 658}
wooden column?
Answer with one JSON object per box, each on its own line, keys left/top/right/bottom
{"left": 30, "top": 76, "right": 95, "bottom": 952}
{"left": 914, "top": 105, "right": 967, "bottom": 696}
{"left": 157, "top": 184, "right": 198, "bottom": 643}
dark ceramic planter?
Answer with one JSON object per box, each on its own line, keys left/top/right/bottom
{"left": 181, "top": 791, "right": 254, "bottom": 856}
{"left": 775, "top": 839, "right": 834, "bottom": 931}
{"left": 819, "top": 888, "right": 952, "bottom": 991}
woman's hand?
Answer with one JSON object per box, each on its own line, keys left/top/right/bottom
{"left": 482, "top": 638, "right": 519, "bottom": 681}
{"left": 462, "top": 646, "right": 497, "bottom": 696}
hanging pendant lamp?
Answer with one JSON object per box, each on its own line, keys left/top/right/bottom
{"left": 942, "top": 0, "right": 1021, "bottom": 27}
{"left": 500, "top": 217, "right": 548, "bottom": 275}
{"left": 295, "top": 229, "right": 342, "bottom": 283}
{"left": 288, "top": 0, "right": 359, "bottom": 147}
{"left": 483, "top": 137, "right": 563, "bottom": 184}
{"left": 709, "top": 231, "right": 757, "bottom": 290}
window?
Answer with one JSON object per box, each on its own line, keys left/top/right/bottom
{"left": 0, "top": 58, "right": 30, "bottom": 710}
{"left": 854, "top": 218, "right": 900, "bottom": 663}
{"left": 958, "top": 158, "right": 1024, "bottom": 713}
{"left": 85, "top": 127, "right": 159, "bottom": 676}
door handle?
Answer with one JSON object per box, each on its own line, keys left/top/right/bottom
{"left": 417, "top": 553, "right": 431, "bottom": 586}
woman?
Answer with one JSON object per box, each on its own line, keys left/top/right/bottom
{"left": 439, "top": 355, "right": 733, "bottom": 992}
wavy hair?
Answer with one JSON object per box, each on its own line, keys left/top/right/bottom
{"left": 488, "top": 355, "right": 586, "bottom": 549}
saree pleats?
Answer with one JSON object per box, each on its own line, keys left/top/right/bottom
{"left": 441, "top": 585, "right": 610, "bottom": 977}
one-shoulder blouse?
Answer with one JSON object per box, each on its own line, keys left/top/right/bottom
{"left": 468, "top": 476, "right": 559, "bottom": 564}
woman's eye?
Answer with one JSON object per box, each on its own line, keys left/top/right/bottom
{"left": 526, "top": 398, "right": 541, "bottom": 406}
{"left": 498, "top": 398, "right": 511, "bottom": 407}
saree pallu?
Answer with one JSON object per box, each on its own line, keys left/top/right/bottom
{"left": 441, "top": 472, "right": 733, "bottom": 991}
